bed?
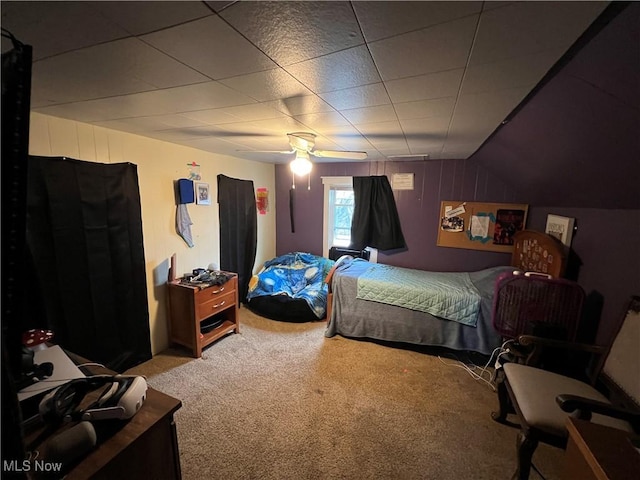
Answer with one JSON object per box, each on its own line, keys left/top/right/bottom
{"left": 247, "top": 252, "right": 334, "bottom": 322}
{"left": 325, "top": 230, "right": 568, "bottom": 355}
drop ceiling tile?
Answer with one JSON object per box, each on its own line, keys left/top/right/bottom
{"left": 385, "top": 69, "right": 464, "bottom": 104}
{"left": 34, "top": 98, "right": 138, "bottom": 123}
{"left": 246, "top": 116, "right": 315, "bottom": 136}
{"left": 462, "top": 49, "right": 565, "bottom": 95}
{"left": 293, "top": 111, "right": 353, "bottom": 132}
{"left": 265, "top": 95, "right": 335, "bottom": 116}
{"left": 369, "top": 15, "right": 478, "bottom": 81}
{"left": 142, "top": 16, "right": 278, "bottom": 80}
{"left": 218, "top": 1, "right": 364, "bottom": 66}
{"left": 439, "top": 143, "right": 477, "bottom": 159}
{"left": 0, "top": 2, "right": 128, "bottom": 60}
{"left": 142, "top": 125, "right": 247, "bottom": 142}
{"left": 449, "top": 86, "right": 532, "bottom": 138}
{"left": 151, "top": 114, "right": 212, "bottom": 129}
{"left": 285, "top": 45, "right": 381, "bottom": 94}
{"left": 180, "top": 109, "right": 246, "bottom": 126}
{"left": 395, "top": 97, "right": 456, "bottom": 121}
{"left": 94, "top": 116, "right": 190, "bottom": 133}
{"left": 35, "top": 81, "right": 257, "bottom": 122}
{"left": 353, "top": 1, "right": 481, "bottom": 42}
{"left": 311, "top": 125, "right": 376, "bottom": 152}
{"left": 400, "top": 116, "right": 451, "bottom": 137}
{"left": 204, "top": 2, "right": 236, "bottom": 14}
{"left": 319, "top": 83, "right": 391, "bottom": 111}
{"left": 31, "top": 38, "right": 209, "bottom": 105}
{"left": 470, "top": 1, "right": 608, "bottom": 66}
{"left": 130, "top": 82, "right": 258, "bottom": 117}
{"left": 405, "top": 139, "right": 445, "bottom": 157}
{"left": 341, "top": 105, "right": 398, "bottom": 125}
{"left": 355, "top": 120, "right": 408, "bottom": 151}
{"left": 171, "top": 135, "right": 246, "bottom": 155}
{"left": 220, "top": 69, "right": 314, "bottom": 102}
{"left": 90, "top": 1, "right": 211, "bottom": 35}
{"left": 96, "top": 113, "right": 211, "bottom": 132}
{"left": 213, "top": 104, "right": 289, "bottom": 122}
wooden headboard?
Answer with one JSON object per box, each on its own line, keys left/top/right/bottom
{"left": 511, "top": 230, "right": 568, "bottom": 278}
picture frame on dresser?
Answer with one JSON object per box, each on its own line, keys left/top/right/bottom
{"left": 545, "top": 214, "right": 576, "bottom": 247}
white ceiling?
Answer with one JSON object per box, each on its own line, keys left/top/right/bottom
{"left": 1, "top": 1, "right": 608, "bottom": 164}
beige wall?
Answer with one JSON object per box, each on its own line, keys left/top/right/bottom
{"left": 28, "top": 112, "right": 276, "bottom": 355}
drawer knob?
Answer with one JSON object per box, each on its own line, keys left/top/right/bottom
{"left": 211, "top": 286, "right": 225, "bottom": 294}
{"left": 212, "top": 301, "right": 226, "bottom": 309}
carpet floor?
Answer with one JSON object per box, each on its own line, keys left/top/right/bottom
{"left": 128, "top": 307, "right": 565, "bottom": 480}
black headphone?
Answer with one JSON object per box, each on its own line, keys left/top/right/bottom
{"left": 39, "top": 375, "right": 147, "bottom": 425}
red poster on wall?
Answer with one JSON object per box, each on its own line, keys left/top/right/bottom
{"left": 256, "top": 188, "right": 269, "bottom": 215}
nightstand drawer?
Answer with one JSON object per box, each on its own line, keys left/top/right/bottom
{"left": 195, "top": 290, "right": 235, "bottom": 321}
{"left": 194, "top": 278, "right": 235, "bottom": 304}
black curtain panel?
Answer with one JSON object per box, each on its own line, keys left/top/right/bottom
{"left": 349, "top": 175, "right": 406, "bottom": 251}
{"left": 2, "top": 30, "right": 32, "bottom": 473}
{"left": 217, "top": 174, "right": 258, "bottom": 304}
{"left": 27, "top": 156, "right": 151, "bottom": 372}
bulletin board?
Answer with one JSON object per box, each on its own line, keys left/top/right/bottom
{"left": 436, "top": 201, "right": 529, "bottom": 253}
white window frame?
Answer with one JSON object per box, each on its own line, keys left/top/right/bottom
{"left": 322, "top": 176, "right": 353, "bottom": 258}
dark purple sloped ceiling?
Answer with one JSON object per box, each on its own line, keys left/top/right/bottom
{"left": 471, "top": 2, "right": 640, "bottom": 209}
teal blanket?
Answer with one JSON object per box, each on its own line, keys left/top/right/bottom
{"left": 356, "top": 264, "right": 482, "bottom": 326}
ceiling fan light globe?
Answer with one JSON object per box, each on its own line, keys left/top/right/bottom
{"left": 290, "top": 156, "right": 312, "bottom": 176}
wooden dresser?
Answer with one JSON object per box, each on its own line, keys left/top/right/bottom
{"left": 167, "top": 273, "right": 240, "bottom": 357}
{"left": 563, "top": 418, "right": 640, "bottom": 480}
{"left": 24, "top": 356, "right": 182, "bottom": 480}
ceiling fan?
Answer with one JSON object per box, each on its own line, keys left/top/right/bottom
{"left": 244, "top": 131, "right": 367, "bottom": 166}
{"left": 243, "top": 132, "right": 367, "bottom": 189}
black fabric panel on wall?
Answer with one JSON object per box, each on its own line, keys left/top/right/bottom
{"left": 217, "top": 174, "right": 257, "bottom": 304}
{"left": 350, "top": 175, "right": 406, "bottom": 251}
{"left": 27, "top": 156, "right": 151, "bottom": 372}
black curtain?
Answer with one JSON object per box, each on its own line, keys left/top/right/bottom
{"left": 217, "top": 174, "right": 257, "bottom": 304}
{"left": 1, "top": 30, "right": 32, "bottom": 477}
{"left": 27, "top": 156, "right": 151, "bottom": 372}
{"left": 349, "top": 176, "right": 406, "bottom": 251}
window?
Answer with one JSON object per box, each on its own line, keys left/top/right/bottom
{"left": 322, "top": 177, "right": 353, "bottom": 257}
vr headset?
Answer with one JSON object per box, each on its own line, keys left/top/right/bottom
{"left": 39, "top": 375, "right": 147, "bottom": 424}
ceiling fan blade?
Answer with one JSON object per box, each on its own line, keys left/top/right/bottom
{"left": 287, "top": 132, "right": 315, "bottom": 151}
{"left": 311, "top": 149, "right": 368, "bottom": 160}
{"left": 237, "top": 149, "right": 296, "bottom": 155}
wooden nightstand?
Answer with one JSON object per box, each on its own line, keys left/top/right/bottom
{"left": 167, "top": 273, "right": 240, "bottom": 357}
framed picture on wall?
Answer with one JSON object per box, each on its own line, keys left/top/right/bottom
{"left": 545, "top": 214, "right": 575, "bottom": 247}
{"left": 195, "top": 182, "right": 211, "bottom": 205}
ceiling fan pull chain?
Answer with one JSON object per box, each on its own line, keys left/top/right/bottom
{"left": 291, "top": 170, "right": 296, "bottom": 190}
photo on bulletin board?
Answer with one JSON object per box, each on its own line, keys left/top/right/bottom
{"left": 437, "top": 201, "right": 528, "bottom": 253}
{"left": 492, "top": 209, "right": 526, "bottom": 246}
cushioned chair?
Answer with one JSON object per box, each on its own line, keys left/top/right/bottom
{"left": 492, "top": 295, "right": 640, "bottom": 479}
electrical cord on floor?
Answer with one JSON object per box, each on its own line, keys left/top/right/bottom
{"left": 531, "top": 462, "right": 547, "bottom": 480}
{"left": 437, "top": 340, "right": 516, "bottom": 391}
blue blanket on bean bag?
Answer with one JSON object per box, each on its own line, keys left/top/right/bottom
{"left": 247, "top": 252, "right": 335, "bottom": 319}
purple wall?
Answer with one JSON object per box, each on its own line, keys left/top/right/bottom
{"left": 527, "top": 207, "right": 640, "bottom": 345}
{"left": 276, "top": 158, "right": 521, "bottom": 272}
{"left": 275, "top": 162, "right": 640, "bottom": 345}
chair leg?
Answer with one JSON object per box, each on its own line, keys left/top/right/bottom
{"left": 491, "top": 372, "right": 510, "bottom": 423}
{"left": 512, "top": 430, "right": 538, "bottom": 480}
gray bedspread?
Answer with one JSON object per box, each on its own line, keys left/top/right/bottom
{"left": 325, "top": 259, "right": 513, "bottom": 355}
